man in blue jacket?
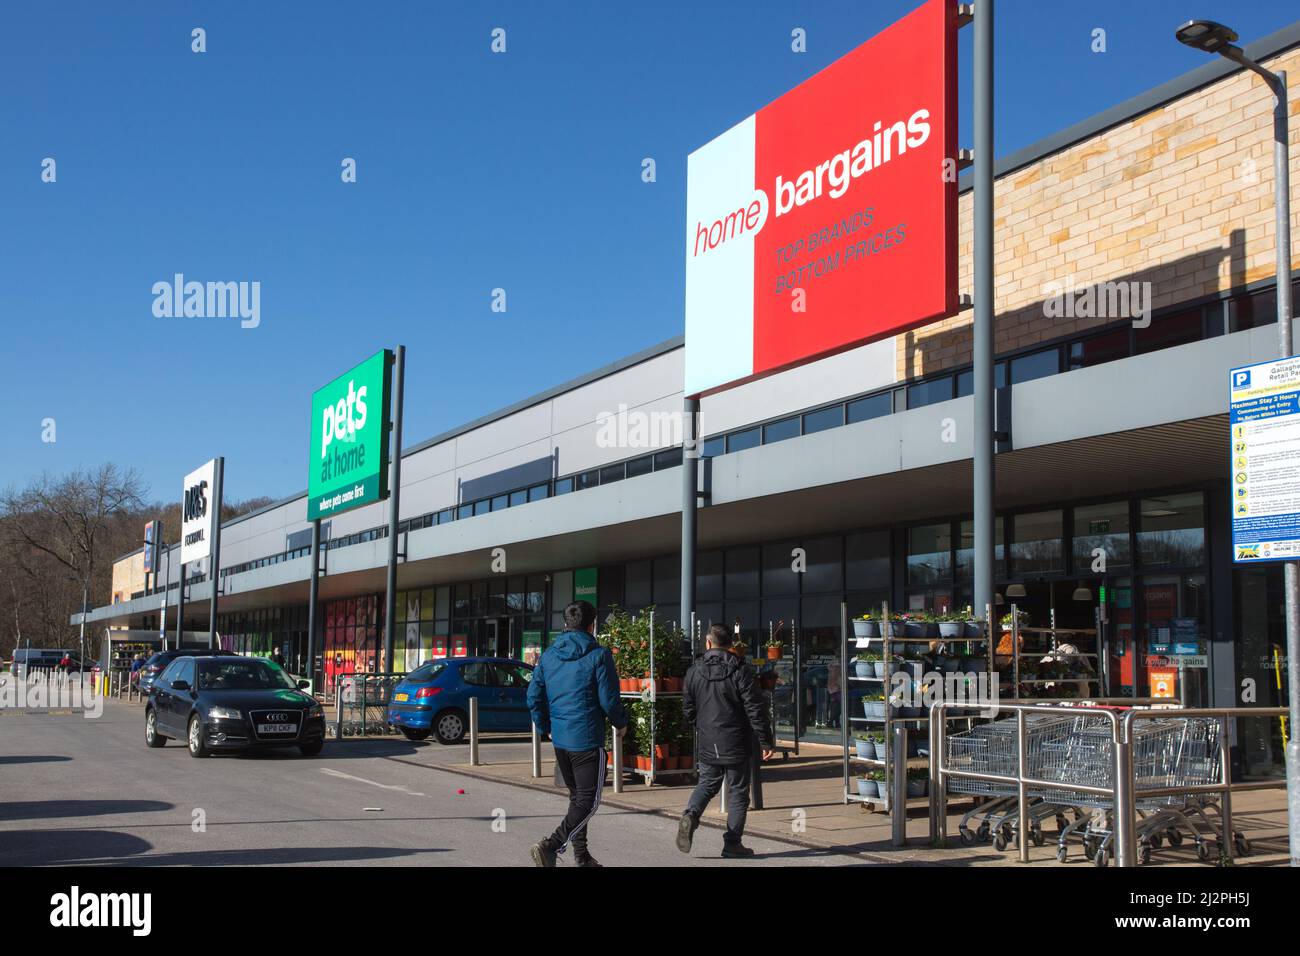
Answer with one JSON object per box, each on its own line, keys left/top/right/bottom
{"left": 527, "top": 600, "right": 627, "bottom": 867}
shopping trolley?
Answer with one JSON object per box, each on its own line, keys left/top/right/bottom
{"left": 946, "top": 715, "right": 1083, "bottom": 850}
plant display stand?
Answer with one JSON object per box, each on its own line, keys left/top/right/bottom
{"left": 1008, "top": 608, "right": 1103, "bottom": 700}
{"left": 842, "top": 602, "right": 988, "bottom": 831}
{"left": 601, "top": 608, "right": 696, "bottom": 787}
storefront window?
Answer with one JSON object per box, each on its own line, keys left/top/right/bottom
{"left": 907, "top": 522, "right": 952, "bottom": 585}
{"left": 846, "top": 530, "right": 890, "bottom": 592}
{"left": 1072, "top": 501, "right": 1131, "bottom": 573}
{"left": 1139, "top": 573, "right": 1208, "bottom": 707}
{"left": 1011, "top": 510, "right": 1063, "bottom": 575}
{"left": 725, "top": 546, "right": 759, "bottom": 598}
{"left": 1233, "top": 565, "right": 1288, "bottom": 776}
{"left": 957, "top": 517, "right": 1004, "bottom": 580}
{"left": 1137, "top": 493, "right": 1205, "bottom": 568}
{"left": 762, "top": 541, "right": 800, "bottom": 596}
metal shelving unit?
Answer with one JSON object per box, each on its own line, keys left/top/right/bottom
{"left": 842, "top": 602, "right": 991, "bottom": 826}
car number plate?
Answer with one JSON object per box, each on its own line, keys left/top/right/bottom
{"left": 394, "top": 693, "right": 408, "bottom": 702}
{"left": 257, "top": 723, "right": 296, "bottom": 734}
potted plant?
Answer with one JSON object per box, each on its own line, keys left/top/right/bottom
{"left": 853, "top": 651, "right": 879, "bottom": 678}
{"left": 963, "top": 606, "right": 985, "bottom": 638}
{"left": 906, "top": 767, "right": 929, "bottom": 797}
{"left": 856, "top": 773, "right": 875, "bottom": 798}
{"left": 853, "top": 611, "right": 878, "bottom": 639}
{"left": 879, "top": 612, "right": 903, "bottom": 640}
{"left": 936, "top": 610, "right": 965, "bottom": 639}
{"left": 869, "top": 769, "right": 888, "bottom": 798}
{"left": 862, "top": 692, "right": 886, "bottom": 718}
{"left": 765, "top": 635, "right": 783, "bottom": 661}
{"left": 871, "top": 732, "right": 888, "bottom": 761}
{"left": 854, "top": 732, "right": 875, "bottom": 759}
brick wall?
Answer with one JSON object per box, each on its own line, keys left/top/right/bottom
{"left": 897, "top": 46, "right": 1300, "bottom": 380}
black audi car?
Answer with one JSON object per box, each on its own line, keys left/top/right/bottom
{"left": 145, "top": 655, "right": 325, "bottom": 757}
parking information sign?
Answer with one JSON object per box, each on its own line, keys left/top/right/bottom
{"left": 1229, "top": 356, "right": 1300, "bottom": 562}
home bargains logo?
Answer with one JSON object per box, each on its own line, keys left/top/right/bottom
{"left": 684, "top": 0, "right": 957, "bottom": 397}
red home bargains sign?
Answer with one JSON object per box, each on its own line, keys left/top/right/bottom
{"left": 684, "top": 0, "right": 958, "bottom": 397}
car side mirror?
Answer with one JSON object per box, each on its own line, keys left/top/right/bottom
{"left": 297, "top": 680, "right": 310, "bottom": 689}
{"left": 171, "top": 679, "right": 190, "bottom": 691}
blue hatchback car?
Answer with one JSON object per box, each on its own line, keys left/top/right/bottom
{"left": 386, "top": 657, "right": 534, "bottom": 744}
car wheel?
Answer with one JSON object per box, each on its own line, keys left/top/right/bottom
{"left": 187, "top": 714, "right": 210, "bottom": 758}
{"left": 400, "top": 727, "right": 431, "bottom": 742}
{"left": 433, "top": 708, "right": 467, "bottom": 745}
{"left": 298, "top": 740, "right": 324, "bottom": 757}
{"left": 145, "top": 709, "right": 167, "bottom": 748}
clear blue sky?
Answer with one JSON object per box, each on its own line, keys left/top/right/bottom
{"left": 1, "top": 0, "right": 1295, "bottom": 504}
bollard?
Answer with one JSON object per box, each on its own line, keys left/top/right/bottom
{"left": 892, "top": 724, "right": 908, "bottom": 846}
{"left": 468, "top": 696, "right": 480, "bottom": 766}
{"left": 612, "top": 730, "right": 624, "bottom": 794}
{"left": 1219, "top": 715, "right": 1235, "bottom": 865}
{"left": 531, "top": 722, "right": 541, "bottom": 778}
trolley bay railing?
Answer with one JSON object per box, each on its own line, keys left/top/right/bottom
{"left": 929, "top": 701, "right": 1288, "bottom": 867}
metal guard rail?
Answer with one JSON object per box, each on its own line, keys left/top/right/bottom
{"left": 929, "top": 701, "right": 1288, "bottom": 867}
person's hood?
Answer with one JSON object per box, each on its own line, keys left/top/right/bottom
{"left": 549, "top": 629, "right": 602, "bottom": 662}
{"left": 699, "top": 647, "right": 741, "bottom": 681}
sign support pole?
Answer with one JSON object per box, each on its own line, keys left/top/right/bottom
{"left": 307, "top": 519, "right": 321, "bottom": 690}
{"left": 207, "top": 456, "right": 224, "bottom": 649}
{"left": 680, "top": 397, "right": 699, "bottom": 641}
{"left": 972, "top": 0, "right": 996, "bottom": 622}
{"left": 1263, "top": 68, "right": 1298, "bottom": 869}
{"left": 383, "top": 345, "right": 406, "bottom": 673}
{"left": 176, "top": 557, "right": 186, "bottom": 648}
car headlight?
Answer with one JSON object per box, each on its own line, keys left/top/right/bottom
{"left": 209, "top": 706, "right": 242, "bottom": 720}
{"left": 307, "top": 703, "right": 323, "bottom": 719}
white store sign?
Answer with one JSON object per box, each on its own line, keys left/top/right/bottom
{"left": 180, "top": 459, "right": 217, "bottom": 564}
{"left": 1229, "top": 357, "right": 1300, "bottom": 562}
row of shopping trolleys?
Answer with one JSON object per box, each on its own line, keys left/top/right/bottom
{"left": 945, "top": 713, "right": 1251, "bottom": 866}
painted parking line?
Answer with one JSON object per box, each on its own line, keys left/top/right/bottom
{"left": 319, "top": 767, "right": 427, "bottom": 798}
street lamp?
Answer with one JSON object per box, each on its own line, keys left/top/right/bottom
{"left": 1176, "top": 18, "right": 1296, "bottom": 868}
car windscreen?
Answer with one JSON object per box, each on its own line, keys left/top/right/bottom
{"left": 196, "top": 658, "right": 297, "bottom": 691}
{"left": 406, "top": 662, "right": 447, "bottom": 683}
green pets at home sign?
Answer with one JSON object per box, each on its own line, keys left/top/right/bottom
{"left": 308, "top": 349, "right": 393, "bottom": 521}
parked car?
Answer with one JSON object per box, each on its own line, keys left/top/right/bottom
{"left": 386, "top": 657, "right": 533, "bottom": 744}
{"left": 136, "top": 648, "right": 238, "bottom": 694}
{"left": 10, "top": 649, "right": 71, "bottom": 679}
{"left": 145, "top": 655, "right": 325, "bottom": 758}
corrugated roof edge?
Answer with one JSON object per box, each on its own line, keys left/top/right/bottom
{"left": 956, "top": 18, "right": 1300, "bottom": 192}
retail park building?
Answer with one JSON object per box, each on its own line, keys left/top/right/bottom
{"left": 88, "top": 23, "right": 1300, "bottom": 772}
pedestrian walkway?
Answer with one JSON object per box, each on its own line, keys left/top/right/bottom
{"left": 433, "top": 737, "right": 1291, "bottom": 866}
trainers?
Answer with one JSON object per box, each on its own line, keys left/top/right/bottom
{"left": 721, "top": 843, "right": 755, "bottom": 859}
{"left": 530, "top": 839, "right": 558, "bottom": 867}
{"left": 676, "top": 812, "right": 698, "bottom": 854}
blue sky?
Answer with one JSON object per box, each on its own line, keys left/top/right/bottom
{"left": 1, "top": 0, "right": 1296, "bottom": 504}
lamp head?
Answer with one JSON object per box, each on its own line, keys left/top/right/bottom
{"left": 1175, "top": 20, "right": 1239, "bottom": 55}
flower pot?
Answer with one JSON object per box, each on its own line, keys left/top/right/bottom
{"left": 855, "top": 738, "right": 873, "bottom": 759}
{"left": 853, "top": 620, "right": 878, "bottom": 639}
{"left": 767, "top": 646, "right": 782, "bottom": 661}
{"left": 938, "top": 621, "right": 964, "bottom": 638}
{"left": 941, "top": 656, "right": 963, "bottom": 674}
{"left": 873, "top": 740, "right": 889, "bottom": 761}
{"left": 620, "top": 678, "right": 634, "bottom": 693}
{"left": 907, "top": 778, "right": 928, "bottom": 798}
{"left": 662, "top": 756, "right": 680, "bottom": 770}
{"left": 879, "top": 620, "right": 898, "bottom": 640}
{"left": 903, "top": 620, "right": 926, "bottom": 638}
{"left": 873, "top": 661, "right": 887, "bottom": 679}
{"left": 856, "top": 777, "right": 874, "bottom": 798}
{"left": 863, "top": 700, "right": 885, "bottom": 718}
{"left": 964, "top": 620, "right": 985, "bottom": 638}
{"left": 636, "top": 756, "right": 651, "bottom": 771}
{"left": 854, "top": 661, "right": 874, "bottom": 678}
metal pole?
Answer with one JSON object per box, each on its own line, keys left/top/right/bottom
{"left": 892, "top": 723, "right": 907, "bottom": 846}
{"left": 972, "top": 0, "right": 996, "bottom": 621}
{"left": 1016, "top": 708, "right": 1029, "bottom": 863}
{"left": 384, "top": 345, "right": 406, "bottom": 673}
{"left": 207, "top": 456, "right": 224, "bottom": 649}
{"left": 1114, "top": 732, "right": 1136, "bottom": 867}
{"left": 78, "top": 583, "right": 86, "bottom": 672}
{"left": 681, "top": 396, "right": 699, "bottom": 630}
{"left": 612, "top": 720, "right": 624, "bottom": 794}
{"left": 469, "top": 695, "right": 480, "bottom": 766}
{"left": 531, "top": 721, "right": 542, "bottom": 778}
{"left": 306, "top": 519, "right": 321, "bottom": 693}
{"left": 840, "top": 603, "right": 849, "bottom": 802}
{"left": 160, "top": 543, "right": 170, "bottom": 651}
{"left": 176, "top": 559, "right": 185, "bottom": 648}
{"left": 1269, "top": 70, "right": 1300, "bottom": 871}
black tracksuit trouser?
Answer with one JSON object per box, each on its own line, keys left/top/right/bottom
{"left": 548, "top": 746, "right": 605, "bottom": 856}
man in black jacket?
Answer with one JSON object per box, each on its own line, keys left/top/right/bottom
{"left": 676, "top": 624, "right": 773, "bottom": 858}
